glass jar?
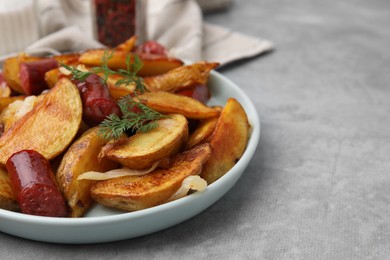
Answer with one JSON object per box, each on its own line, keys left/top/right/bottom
{"left": 91, "top": 0, "right": 146, "bottom": 47}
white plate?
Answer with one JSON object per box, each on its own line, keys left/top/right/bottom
{"left": 0, "top": 70, "right": 260, "bottom": 244}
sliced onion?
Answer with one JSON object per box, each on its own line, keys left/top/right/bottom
{"left": 167, "top": 175, "right": 207, "bottom": 202}
{"left": 77, "top": 161, "right": 160, "bottom": 181}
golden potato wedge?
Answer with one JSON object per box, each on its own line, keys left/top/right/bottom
{"left": 44, "top": 68, "right": 62, "bottom": 88}
{"left": 91, "top": 143, "right": 211, "bottom": 211}
{"left": 78, "top": 49, "right": 184, "bottom": 77}
{"left": 115, "top": 35, "right": 137, "bottom": 52}
{"left": 186, "top": 116, "right": 219, "bottom": 149}
{"left": 0, "top": 78, "right": 82, "bottom": 166}
{"left": 144, "top": 62, "right": 219, "bottom": 93}
{"left": 2, "top": 54, "right": 42, "bottom": 94}
{"left": 0, "top": 168, "right": 18, "bottom": 211}
{"left": 56, "top": 127, "right": 118, "bottom": 217}
{"left": 105, "top": 74, "right": 136, "bottom": 100}
{"left": 138, "top": 91, "right": 220, "bottom": 119}
{"left": 201, "top": 98, "right": 250, "bottom": 184}
{"left": 100, "top": 114, "right": 188, "bottom": 170}
{"left": 53, "top": 53, "right": 80, "bottom": 65}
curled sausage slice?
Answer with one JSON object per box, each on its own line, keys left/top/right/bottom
{"left": 6, "top": 150, "right": 68, "bottom": 217}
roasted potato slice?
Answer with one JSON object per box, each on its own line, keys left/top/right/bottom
{"left": 138, "top": 91, "right": 220, "bottom": 119}
{"left": 201, "top": 98, "right": 250, "bottom": 184}
{"left": 53, "top": 53, "right": 80, "bottom": 65}
{"left": 57, "top": 127, "right": 118, "bottom": 217}
{"left": 144, "top": 62, "right": 219, "bottom": 93}
{"left": 100, "top": 114, "right": 188, "bottom": 170}
{"left": 2, "top": 54, "right": 42, "bottom": 94}
{"left": 44, "top": 68, "right": 63, "bottom": 88}
{"left": 115, "top": 35, "right": 137, "bottom": 52}
{"left": 0, "top": 78, "right": 82, "bottom": 165}
{"left": 105, "top": 74, "right": 136, "bottom": 100}
{"left": 0, "top": 168, "right": 18, "bottom": 211}
{"left": 186, "top": 116, "right": 219, "bottom": 149}
{"left": 79, "top": 49, "right": 184, "bottom": 77}
{"left": 91, "top": 143, "right": 211, "bottom": 211}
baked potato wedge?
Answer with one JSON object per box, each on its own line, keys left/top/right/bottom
{"left": 186, "top": 115, "right": 219, "bottom": 149}
{"left": 79, "top": 49, "right": 184, "bottom": 77}
{"left": 115, "top": 35, "right": 137, "bottom": 52}
{"left": 0, "top": 168, "right": 18, "bottom": 211}
{"left": 144, "top": 62, "right": 219, "bottom": 93}
{"left": 138, "top": 91, "right": 220, "bottom": 119}
{"left": 0, "top": 78, "right": 82, "bottom": 165}
{"left": 100, "top": 114, "right": 188, "bottom": 170}
{"left": 44, "top": 68, "right": 63, "bottom": 88}
{"left": 201, "top": 98, "right": 250, "bottom": 184}
{"left": 105, "top": 74, "right": 136, "bottom": 100}
{"left": 56, "top": 127, "right": 118, "bottom": 217}
{"left": 91, "top": 143, "right": 211, "bottom": 211}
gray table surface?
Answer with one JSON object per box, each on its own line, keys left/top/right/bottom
{"left": 2, "top": 0, "right": 390, "bottom": 259}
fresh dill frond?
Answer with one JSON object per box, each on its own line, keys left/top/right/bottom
{"left": 93, "top": 50, "right": 147, "bottom": 94}
{"left": 60, "top": 63, "right": 92, "bottom": 81}
{"left": 98, "top": 94, "right": 168, "bottom": 140}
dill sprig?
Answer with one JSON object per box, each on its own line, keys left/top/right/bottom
{"left": 93, "top": 50, "right": 147, "bottom": 94}
{"left": 98, "top": 94, "right": 168, "bottom": 140}
{"left": 60, "top": 63, "right": 92, "bottom": 81}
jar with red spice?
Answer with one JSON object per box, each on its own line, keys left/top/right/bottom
{"left": 92, "top": 0, "right": 146, "bottom": 47}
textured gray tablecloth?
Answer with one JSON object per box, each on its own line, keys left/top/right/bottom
{"left": 1, "top": 0, "right": 390, "bottom": 259}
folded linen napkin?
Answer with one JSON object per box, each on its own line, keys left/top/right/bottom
{"left": 0, "top": 0, "right": 273, "bottom": 66}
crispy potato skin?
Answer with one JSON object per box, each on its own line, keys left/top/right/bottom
{"left": 138, "top": 91, "right": 220, "bottom": 119}
{"left": 91, "top": 143, "right": 211, "bottom": 211}
{"left": 78, "top": 50, "right": 184, "bottom": 77}
{"left": 101, "top": 114, "right": 189, "bottom": 170}
{"left": 144, "top": 62, "right": 219, "bottom": 93}
{"left": 0, "top": 168, "right": 18, "bottom": 211}
{"left": 201, "top": 98, "right": 250, "bottom": 184}
{"left": 0, "top": 78, "right": 82, "bottom": 166}
{"left": 186, "top": 116, "right": 219, "bottom": 149}
{"left": 56, "top": 127, "right": 118, "bottom": 217}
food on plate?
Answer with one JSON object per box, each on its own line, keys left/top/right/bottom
{"left": 91, "top": 143, "right": 211, "bottom": 211}
{"left": 2, "top": 54, "right": 42, "bottom": 94}
{"left": 201, "top": 98, "right": 250, "bottom": 184}
{"left": 79, "top": 49, "right": 183, "bottom": 76}
{"left": 137, "top": 91, "right": 220, "bottom": 119}
{"left": 19, "top": 58, "right": 59, "bottom": 95}
{"left": 186, "top": 113, "right": 220, "bottom": 149}
{"left": 0, "top": 78, "right": 82, "bottom": 165}
{"left": 56, "top": 127, "right": 118, "bottom": 217}
{"left": 100, "top": 114, "right": 188, "bottom": 170}
{"left": 0, "top": 96, "right": 25, "bottom": 115}
{"left": 68, "top": 72, "right": 121, "bottom": 126}
{"left": 144, "top": 61, "right": 218, "bottom": 93}
{"left": 0, "top": 168, "right": 18, "bottom": 211}
{"left": 0, "top": 37, "right": 251, "bottom": 217}
{"left": 6, "top": 150, "right": 68, "bottom": 217}
{"left": 0, "top": 95, "right": 41, "bottom": 131}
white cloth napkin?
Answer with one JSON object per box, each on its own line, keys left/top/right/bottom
{"left": 0, "top": 0, "right": 273, "bottom": 66}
